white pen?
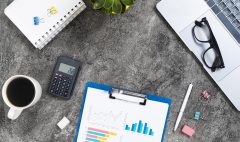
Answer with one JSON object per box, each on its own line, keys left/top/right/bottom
{"left": 173, "top": 83, "right": 193, "bottom": 132}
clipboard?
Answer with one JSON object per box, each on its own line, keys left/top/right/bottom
{"left": 74, "top": 82, "right": 171, "bottom": 142}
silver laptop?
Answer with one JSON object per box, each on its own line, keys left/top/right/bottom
{"left": 157, "top": 0, "right": 240, "bottom": 110}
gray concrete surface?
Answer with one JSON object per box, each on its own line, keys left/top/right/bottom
{"left": 0, "top": 0, "right": 240, "bottom": 141}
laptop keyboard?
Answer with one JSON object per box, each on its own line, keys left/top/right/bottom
{"left": 207, "top": 0, "right": 240, "bottom": 43}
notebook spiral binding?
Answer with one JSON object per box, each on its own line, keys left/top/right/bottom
{"left": 34, "top": 1, "right": 86, "bottom": 49}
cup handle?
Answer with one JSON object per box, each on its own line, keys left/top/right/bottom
{"left": 8, "top": 108, "right": 22, "bottom": 120}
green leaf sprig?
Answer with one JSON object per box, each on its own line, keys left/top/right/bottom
{"left": 92, "top": 0, "right": 135, "bottom": 14}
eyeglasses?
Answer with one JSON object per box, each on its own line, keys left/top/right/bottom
{"left": 192, "top": 17, "right": 225, "bottom": 72}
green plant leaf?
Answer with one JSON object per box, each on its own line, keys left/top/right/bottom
{"left": 121, "top": 5, "right": 127, "bottom": 13}
{"left": 93, "top": 0, "right": 105, "bottom": 9}
{"left": 104, "top": 0, "right": 114, "bottom": 9}
{"left": 102, "top": 7, "right": 112, "bottom": 14}
{"left": 121, "top": 0, "right": 134, "bottom": 5}
{"left": 91, "top": 0, "right": 97, "bottom": 3}
{"left": 112, "top": 0, "right": 122, "bottom": 14}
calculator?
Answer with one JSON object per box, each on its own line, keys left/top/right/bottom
{"left": 48, "top": 56, "right": 81, "bottom": 99}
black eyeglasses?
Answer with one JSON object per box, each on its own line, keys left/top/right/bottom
{"left": 192, "top": 17, "right": 225, "bottom": 72}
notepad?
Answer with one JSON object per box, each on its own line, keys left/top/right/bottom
{"left": 74, "top": 82, "right": 171, "bottom": 142}
{"left": 4, "top": 0, "right": 86, "bottom": 49}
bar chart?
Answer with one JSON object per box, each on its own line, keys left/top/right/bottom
{"left": 124, "top": 120, "right": 154, "bottom": 136}
{"left": 85, "top": 127, "right": 117, "bottom": 142}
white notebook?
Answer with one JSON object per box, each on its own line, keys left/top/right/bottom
{"left": 4, "top": 0, "right": 86, "bottom": 49}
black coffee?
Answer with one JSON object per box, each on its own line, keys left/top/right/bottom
{"left": 7, "top": 77, "right": 35, "bottom": 107}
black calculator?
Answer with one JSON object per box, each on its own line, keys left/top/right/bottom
{"left": 48, "top": 56, "right": 81, "bottom": 99}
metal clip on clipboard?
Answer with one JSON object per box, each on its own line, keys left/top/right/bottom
{"left": 109, "top": 88, "right": 147, "bottom": 105}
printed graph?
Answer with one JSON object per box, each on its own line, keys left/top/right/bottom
{"left": 85, "top": 127, "right": 117, "bottom": 142}
{"left": 87, "top": 106, "right": 127, "bottom": 129}
{"left": 125, "top": 120, "right": 154, "bottom": 136}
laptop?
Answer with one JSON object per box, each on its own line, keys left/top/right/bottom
{"left": 156, "top": 0, "right": 240, "bottom": 111}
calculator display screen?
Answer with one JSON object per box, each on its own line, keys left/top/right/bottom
{"left": 58, "top": 63, "right": 76, "bottom": 75}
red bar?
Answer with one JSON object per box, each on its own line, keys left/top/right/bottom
{"left": 88, "top": 127, "right": 108, "bottom": 134}
{"left": 87, "top": 134, "right": 98, "bottom": 139}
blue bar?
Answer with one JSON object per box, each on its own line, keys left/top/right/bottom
{"left": 125, "top": 125, "right": 130, "bottom": 130}
{"left": 137, "top": 120, "right": 143, "bottom": 133}
{"left": 143, "top": 123, "right": 149, "bottom": 134}
{"left": 149, "top": 129, "right": 154, "bottom": 136}
{"left": 87, "top": 131, "right": 106, "bottom": 137}
{"left": 86, "top": 137, "right": 100, "bottom": 142}
{"left": 131, "top": 123, "right": 137, "bottom": 132}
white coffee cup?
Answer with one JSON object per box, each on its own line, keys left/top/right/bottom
{"left": 2, "top": 75, "right": 42, "bottom": 120}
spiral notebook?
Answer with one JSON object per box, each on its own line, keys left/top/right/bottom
{"left": 4, "top": 0, "right": 86, "bottom": 49}
{"left": 74, "top": 82, "right": 171, "bottom": 142}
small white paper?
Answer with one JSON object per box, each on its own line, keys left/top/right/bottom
{"left": 57, "top": 117, "right": 70, "bottom": 129}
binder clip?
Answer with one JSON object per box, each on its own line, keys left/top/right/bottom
{"left": 194, "top": 112, "right": 201, "bottom": 120}
{"left": 194, "top": 111, "right": 207, "bottom": 121}
{"left": 33, "top": 17, "right": 44, "bottom": 25}
{"left": 47, "top": 6, "right": 58, "bottom": 16}
{"left": 201, "top": 90, "right": 210, "bottom": 100}
{"left": 109, "top": 88, "right": 147, "bottom": 105}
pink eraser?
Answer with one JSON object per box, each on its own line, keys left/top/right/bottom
{"left": 181, "top": 125, "right": 195, "bottom": 137}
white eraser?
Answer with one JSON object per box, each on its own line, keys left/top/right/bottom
{"left": 57, "top": 117, "right": 70, "bottom": 129}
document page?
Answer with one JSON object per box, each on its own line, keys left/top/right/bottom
{"left": 76, "top": 87, "right": 169, "bottom": 142}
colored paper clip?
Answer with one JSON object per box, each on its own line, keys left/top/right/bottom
{"left": 33, "top": 17, "right": 44, "bottom": 25}
{"left": 201, "top": 90, "right": 210, "bottom": 100}
{"left": 47, "top": 6, "right": 58, "bottom": 16}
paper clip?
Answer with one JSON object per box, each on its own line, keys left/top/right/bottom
{"left": 47, "top": 6, "right": 58, "bottom": 16}
{"left": 33, "top": 17, "right": 44, "bottom": 25}
{"left": 201, "top": 90, "right": 210, "bottom": 100}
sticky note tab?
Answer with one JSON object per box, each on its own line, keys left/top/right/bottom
{"left": 194, "top": 112, "right": 201, "bottom": 120}
{"left": 182, "top": 125, "right": 195, "bottom": 137}
{"left": 57, "top": 117, "right": 70, "bottom": 129}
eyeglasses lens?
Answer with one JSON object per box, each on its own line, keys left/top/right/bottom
{"left": 193, "top": 23, "right": 211, "bottom": 42}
